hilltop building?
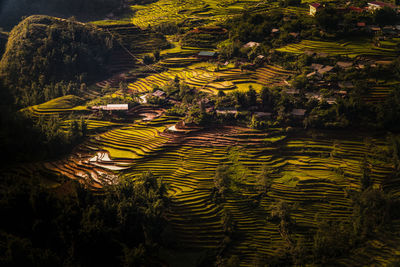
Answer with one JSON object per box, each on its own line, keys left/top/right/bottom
{"left": 92, "top": 104, "right": 129, "bottom": 111}
{"left": 309, "top": 3, "right": 322, "bottom": 16}
{"left": 367, "top": 1, "right": 397, "bottom": 10}
{"left": 243, "top": 42, "right": 260, "bottom": 49}
{"left": 197, "top": 51, "right": 217, "bottom": 59}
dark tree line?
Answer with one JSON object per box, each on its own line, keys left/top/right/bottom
{"left": 0, "top": 15, "right": 114, "bottom": 107}
{"left": 0, "top": 172, "right": 170, "bottom": 266}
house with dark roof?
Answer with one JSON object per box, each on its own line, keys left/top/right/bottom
{"left": 291, "top": 109, "right": 307, "bottom": 117}
{"left": 243, "top": 42, "right": 260, "bottom": 49}
{"left": 152, "top": 90, "right": 166, "bottom": 98}
{"left": 310, "top": 3, "right": 322, "bottom": 16}
{"left": 367, "top": 1, "right": 397, "bottom": 10}
{"left": 197, "top": 51, "right": 217, "bottom": 59}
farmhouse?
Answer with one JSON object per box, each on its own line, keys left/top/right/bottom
{"left": 152, "top": 90, "right": 166, "bottom": 98}
{"left": 271, "top": 28, "right": 280, "bottom": 34}
{"left": 337, "top": 61, "right": 353, "bottom": 69}
{"left": 254, "top": 112, "right": 272, "bottom": 118}
{"left": 338, "top": 81, "right": 354, "bottom": 89}
{"left": 285, "top": 89, "right": 300, "bottom": 95}
{"left": 243, "top": 42, "right": 260, "bottom": 49}
{"left": 216, "top": 107, "right": 238, "bottom": 115}
{"left": 367, "top": 1, "right": 397, "bottom": 10}
{"left": 291, "top": 109, "right": 307, "bottom": 117}
{"left": 309, "top": 3, "right": 322, "bottom": 16}
{"left": 318, "top": 65, "right": 334, "bottom": 75}
{"left": 310, "top": 63, "right": 324, "bottom": 70}
{"left": 197, "top": 51, "right": 217, "bottom": 59}
{"left": 348, "top": 6, "right": 364, "bottom": 13}
{"left": 92, "top": 104, "right": 129, "bottom": 111}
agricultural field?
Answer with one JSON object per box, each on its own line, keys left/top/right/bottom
{"left": 276, "top": 38, "right": 400, "bottom": 58}
{"left": 15, "top": 112, "right": 399, "bottom": 265}
{"left": 127, "top": 64, "right": 293, "bottom": 94}
{"left": 4, "top": 0, "right": 400, "bottom": 265}
{"left": 130, "top": 0, "right": 263, "bottom": 29}
{"left": 22, "top": 95, "right": 89, "bottom": 118}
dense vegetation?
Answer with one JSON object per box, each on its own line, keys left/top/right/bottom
{"left": 1, "top": 0, "right": 400, "bottom": 265}
{"left": 0, "top": 172, "right": 170, "bottom": 266}
{"left": 0, "top": 15, "right": 113, "bottom": 107}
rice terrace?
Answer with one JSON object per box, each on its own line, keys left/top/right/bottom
{"left": 1, "top": 0, "right": 400, "bottom": 266}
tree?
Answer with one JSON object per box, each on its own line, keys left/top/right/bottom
{"left": 256, "top": 164, "right": 273, "bottom": 193}
{"left": 374, "top": 7, "right": 398, "bottom": 26}
{"left": 214, "top": 165, "right": 231, "bottom": 196}
{"left": 233, "top": 91, "right": 247, "bottom": 109}
{"left": 80, "top": 117, "right": 87, "bottom": 138}
{"left": 246, "top": 86, "right": 257, "bottom": 107}
{"left": 315, "top": 6, "right": 341, "bottom": 32}
{"left": 260, "top": 87, "right": 275, "bottom": 111}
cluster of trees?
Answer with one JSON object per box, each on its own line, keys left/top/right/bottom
{"left": 220, "top": 5, "right": 400, "bottom": 61}
{"left": 0, "top": 110, "right": 88, "bottom": 164}
{"left": 0, "top": 15, "right": 114, "bottom": 107}
{"left": 0, "top": 172, "right": 170, "bottom": 266}
{"left": 220, "top": 10, "right": 314, "bottom": 60}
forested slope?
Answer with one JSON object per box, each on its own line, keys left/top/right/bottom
{"left": 0, "top": 15, "right": 114, "bottom": 107}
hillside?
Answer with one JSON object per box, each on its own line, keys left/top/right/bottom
{"left": 2, "top": 0, "right": 400, "bottom": 266}
{"left": 0, "top": 15, "right": 114, "bottom": 107}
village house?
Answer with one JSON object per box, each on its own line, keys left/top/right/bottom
{"left": 152, "top": 90, "right": 166, "bottom": 98}
{"left": 310, "top": 63, "right": 324, "bottom": 71}
{"left": 325, "top": 97, "right": 337, "bottom": 105}
{"left": 334, "top": 90, "right": 348, "bottom": 97}
{"left": 216, "top": 107, "right": 238, "bottom": 115}
{"left": 367, "top": 1, "right": 397, "bottom": 11}
{"left": 338, "top": 81, "right": 354, "bottom": 89}
{"left": 306, "top": 92, "right": 323, "bottom": 101}
{"left": 318, "top": 65, "right": 334, "bottom": 75}
{"left": 336, "top": 61, "right": 353, "bottom": 69}
{"left": 243, "top": 41, "right": 260, "bottom": 49}
{"left": 271, "top": 28, "right": 280, "bottom": 34}
{"left": 254, "top": 112, "right": 272, "bottom": 119}
{"left": 285, "top": 89, "right": 300, "bottom": 95}
{"left": 357, "top": 22, "right": 366, "bottom": 27}
{"left": 291, "top": 109, "right": 307, "bottom": 117}
{"left": 309, "top": 3, "right": 322, "bottom": 16}
{"left": 92, "top": 104, "right": 129, "bottom": 112}
{"left": 197, "top": 51, "right": 217, "bottom": 60}
{"left": 216, "top": 110, "right": 238, "bottom": 115}
{"left": 348, "top": 6, "right": 365, "bottom": 13}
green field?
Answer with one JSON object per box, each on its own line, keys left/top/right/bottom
{"left": 277, "top": 38, "right": 400, "bottom": 58}
{"left": 12, "top": 0, "right": 400, "bottom": 265}
{"left": 16, "top": 113, "right": 398, "bottom": 265}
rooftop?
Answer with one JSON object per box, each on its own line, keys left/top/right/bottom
{"left": 198, "top": 51, "right": 217, "bottom": 57}
{"left": 310, "top": 3, "right": 322, "bottom": 8}
{"left": 292, "top": 109, "right": 306, "bottom": 116}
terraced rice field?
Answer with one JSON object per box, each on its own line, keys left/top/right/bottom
{"left": 277, "top": 39, "right": 400, "bottom": 58}
{"left": 22, "top": 95, "right": 88, "bottom": 118}
{"left": 128, "top": 64, "right": 292, "bottom": 94}
{"left": 23, "top": 110, "right": 398, "bottom": 264}
{"left": 130, "top": 0, "right": 263, "bottom": 29}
